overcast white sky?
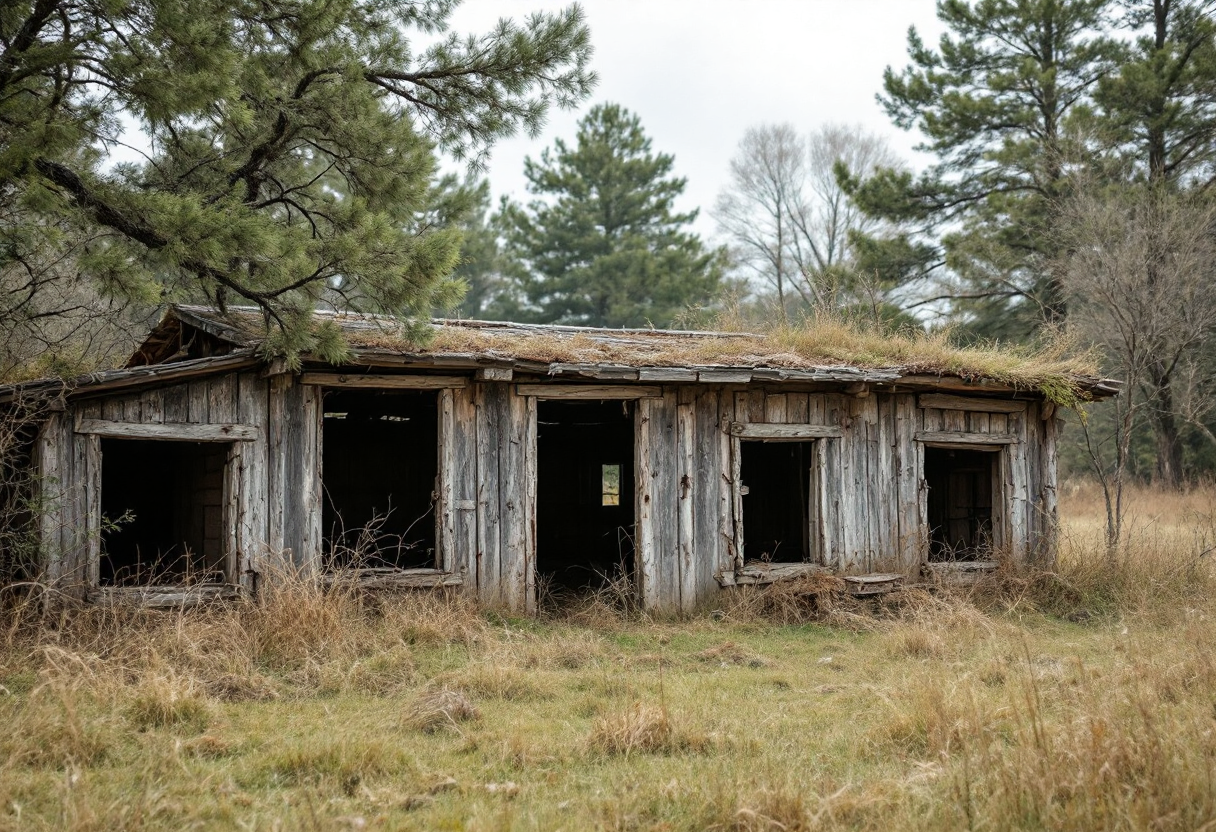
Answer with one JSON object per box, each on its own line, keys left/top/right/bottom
{"left": 445, "top": 0, "right": 946, "bottom": 240}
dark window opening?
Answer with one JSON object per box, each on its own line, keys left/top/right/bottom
{"left": 537, "top": 400, "right": 635, "bottom": 595}
{"left": 322, "top": 390, "right": 439, "bottom": 570}
{"left": 925, "top": 446, "right": 997, "bottom": 561}
{"left": 100, "top": 439, "right": 229, "bottom": 586}
{"left": 740, "top": 441, "right": 817, "bottom": 563}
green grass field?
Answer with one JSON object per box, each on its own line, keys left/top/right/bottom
{"left": 3, "top": 481, "right": 1216, "bottom": 831}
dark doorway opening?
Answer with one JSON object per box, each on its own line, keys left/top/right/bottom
{"left": 740, "top": 441, "right": 817, "bottom": 562}
{"left": 536, "top": 400, "right": 635, "bottom": 595}
{"left": 322, "top": 390, "right": 438, "bottom": 570}
{"left": 100, "top": 438, "right": 229, "bottom": 586}
{"left": 925, "top": 446, "right": 998, "bottom": 561}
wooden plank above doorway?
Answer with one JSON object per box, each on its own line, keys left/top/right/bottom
{"left": 300, "top": 373, "right": 468, "bottom": 389}
{"left": 76, "top": 419, "right": 258, "bottom": 442}
{"left": 728, "top": 422, "right": 844, "bottom": 440}
{"left": 514, "top": 384, "right": 662, "bottom": 399}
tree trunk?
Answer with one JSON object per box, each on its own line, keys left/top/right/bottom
{"left": 1148, "top": 366, "right": 1184, "bottom": 488}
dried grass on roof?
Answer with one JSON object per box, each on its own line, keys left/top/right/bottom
{"left": 349, "top": 310, "right": 1100, "bottom": 403}
{"left": 168, "top": 305, "right": 1102, "bottom": 404}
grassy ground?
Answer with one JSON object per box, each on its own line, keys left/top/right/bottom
{"left": 3, "top": 482, "right": 1216, "bottom": 831}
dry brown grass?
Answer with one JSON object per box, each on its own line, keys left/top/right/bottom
{"left": 188, "top": 305, "right": 1103, "bottom": 404}
{"left": 586, "top": 703, "right": 709, "bottom": 757}
{"left": 404, "top": 687, "right": 479, "bottom": 733}
{"left": 719, "top": 574, "right": 854, "bottom": 625}
{"left": 428, "top": 311, "right": 1100, "bottom": 405}
{"left": 1042, "top": 478, "right": 1216, "bottom": 619}
{"left": 1, "top": 483, "right": 1214, "bottom": 831}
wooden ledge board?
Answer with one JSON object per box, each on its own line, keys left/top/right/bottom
{"left": 717, "top": 562, "right": 831, "bottom": 586}
{"left": 300, "top": 373, "right": 467, "bottom": 389}
{"left": 77, "top": 419, "right": 258, "bottom": 442}
{"left": 320, "top": 568, "right": 463, "bottom": 589}
{"left": 89, "top": 584, "right": 243, "bottom": 608}
{"left": 916, "top": 431, "right": 1017, "bottom": 446}
{"left": 843, "top": 573, "right": 904, "bottom": 596}
{"left": 729, "top": 422, "right": 844, "bottom": 440}
{"left": 918, "top": 393, "right": 1029, "bottom": 413}
{"left": 925, "top": 561, "right": 999, "bottom": 572}
{"left": 514, "top": 384, "right": 662, "bottom": 399}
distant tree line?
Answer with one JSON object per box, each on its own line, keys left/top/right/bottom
{"left": 839, "top": 0, "right": 1216, "bottom": 491}
{"left": 700, "top": 0, "right": 1216, "bottom": 489}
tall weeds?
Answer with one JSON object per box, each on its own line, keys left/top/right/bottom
{"left": 1, "top": 481, "right": 1213, "bottom": 831}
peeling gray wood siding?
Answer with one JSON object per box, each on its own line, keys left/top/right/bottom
{"left": 34, "top": 374, "right": 1058, "bottom": 612}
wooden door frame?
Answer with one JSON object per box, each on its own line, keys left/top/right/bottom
{"left": 77, "top": 423, "right": 253, "bottom": 594}
{"left": 727, "top": 424, "right": 844, "bottom": 571}
{"left": 916, "top": 435, "right": 1015, "bottom": 562}
{"left": 521, "top": 388, "right": 653, "bottom": 612}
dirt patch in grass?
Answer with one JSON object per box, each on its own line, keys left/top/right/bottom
{"left": 695, "top": 641, "right": 771, "bottom": 668}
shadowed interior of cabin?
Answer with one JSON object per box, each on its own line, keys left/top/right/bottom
{"left": 100, "top": 438, "right": 228, "bottom": 585}
{"left": 925, "top": 446, "right": 997, "bottom": 561}
{"left": 536, "top": 400, "right": 635, "bottom": 594}
{"left": 740, "top": 440, "right": 816, "bottom": 563}
{"left": 322, "top": 389, "right": 438, "bottom": 570}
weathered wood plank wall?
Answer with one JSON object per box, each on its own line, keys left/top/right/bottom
{"left": 269, "top": 377, "right": 319, "bottom": 572}
{"left": 38, "top": 371, "right": 271, "bottom": 594}
{"left": 33, "top": 370, "right": 1061, "bottom": 611}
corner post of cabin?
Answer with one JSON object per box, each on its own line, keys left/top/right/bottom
{"left": 79, "top": 428, "right": 101, "bottom": 596}
{"left": 224, "top": 441, "right": 244, "bottom": 592}
{"left": 676, "top": 386, "right": 696, "bottom": 613}
{"left": 264, "top": 372, "right": 294, "bottom": 582}
{"left": 1033, "top": 400, "right": 1061, "bottom": 567}
{"left": 1007, "top": 404, "right": 1030, "bottom": 567}
{"left": 33, "top": 411, "right": 87, "bottom": 598}
{"left": 635, "top": 394, "right": 657, "bottom": 610}
{"left": 304, "top": 380, "right": 324, "bottom": 576}
{"left": 437, "top": 387, "right": 457, "bottom": 577}
{"left": 501, "top": 385, "right": 535, "bottom": 615}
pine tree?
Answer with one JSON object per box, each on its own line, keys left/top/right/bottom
{"left": 499, "top": 103, "right": 724, "bottom": 328}
{"left": 0, "top": 0, "right": 594, "bottom": 358}
{"left": 1089, "top": 0, "right": 1216, "bottom": 485}
{"left": 842, "top": 0, "right": 1122, "bottom": 339}
{"left": 1096, "top": 0, "right": 1216, "bottom": 187}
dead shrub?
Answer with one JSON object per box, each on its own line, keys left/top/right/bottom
{"left": 586, "top": 703, "right": 707, "bottom": 757}
{"left": 242, "top": 565, "right": 370, "bottom": 666}
{"left": 720, "top": 576, "right": 849, "bottom": 625}
{"left": 551, "top": 572, "right": 639, "bottom": 628}
{"left": 302, "top": 643, "right": 416, "bottom": 697}
{"left": 730, "top": 788, "right": 812, "bottom": 832}
{"left": 183, "top": 733, "right": 236, "bottom": 758}
{"left": 0, "top": 679, "right": 115, "bottom": 767}
{"left": 937, "top": 656, "right": 1216, "bottom": 832}
{"left": 125, "top": 671, "right": 212, "bottom": 732}
{"left": 403, "top": 687, "right": 479, "bottom": 733}
{"left": 262, "top": 738, "right": 416, "bottom": 789}
{"left": 868, "top": 675, "right": 984, "bottom": 760}
{"left": 516, "top": 631, "right": 607, "bottom": 670}
{"left": 378, "top": 592, "right": 487, "bottom": 647}
{"left": 889, "top": 626, "right": 946, "bottom": 660}
{"left": 204, "top": 670, "right": 280, "bottom": 702}
{"left": 437, "top": 663, "right": 551, "bottom": 701}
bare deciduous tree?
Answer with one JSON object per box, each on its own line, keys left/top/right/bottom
{"left": 0, "top": 211, "right": 150, "bottom": 383}
{"left": 713, "top": 123, "right": 900, "bottom": 315}
{"left": 1060, "top": 185, "right": 1216, "bottom": 549}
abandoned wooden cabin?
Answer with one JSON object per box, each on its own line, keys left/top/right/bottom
{"left": 2, "top": 305, "right": 1119, "bottom": 611}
